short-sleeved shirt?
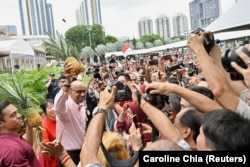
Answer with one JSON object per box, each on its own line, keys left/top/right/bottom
{"left": 240, "top": 89, "right": 250, "bottom": 103}
{"left": 236, "top": 98, "right": 250, "bottom": 119}
{"left": 0, "top": 133, "right": 40, "bottom": 167}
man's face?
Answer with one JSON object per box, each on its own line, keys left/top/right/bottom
{"left": 129, "top": 74, "right": 138, "bottom": 84}
{"left": 173, "top": 108, "right": 188, "bottom": 138}
{"left": 196, "top": 126, "right": 212, "bottom": 151}
{"left": 58, "top": 79, "right": 66, "bottom": 88}
{"left": 0, "top": 104, "right": 23, "bottom": 132}
{"left": 117, "top": 76, "right": 128, "bottom": 85}
{"left": 49, "top": 75, "right": 55, "bottom": 80}
{"left": 69, "top": 82, "right": 86, "bottom": 104}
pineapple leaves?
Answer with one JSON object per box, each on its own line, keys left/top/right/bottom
{"left": 0, "top": 68, "right": 57, "bottom": 111}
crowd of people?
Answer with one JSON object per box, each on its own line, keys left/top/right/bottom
{"left": 1, "top": 30, "right": 250, "bottom": 167}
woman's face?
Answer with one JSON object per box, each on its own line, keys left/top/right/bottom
{"left": 46, "top": 102, "right": 56, "bottom": 120}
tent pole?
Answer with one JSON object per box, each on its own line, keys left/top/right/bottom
{"left": 10, "top": 52, "right": 14, "bottom": 75}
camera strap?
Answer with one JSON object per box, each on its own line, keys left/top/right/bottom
{"left": 100, "top": 142, "right": 139, "bottom": 167}
{"left": 135, "top": 87, "right": 145, "bottom": 145}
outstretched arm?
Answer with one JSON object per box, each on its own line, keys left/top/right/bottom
{"left": 81, "top": 86, "right": 116, "bottom": 166}
{"left": 187, "top": 31, "right": 239, "bottom": 111}
{"left": 146, "top": 82, "right": 222, "bottom": 112}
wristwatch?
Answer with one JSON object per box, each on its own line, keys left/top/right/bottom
{"left": 63, "top": 83, "right": 71, "bottom": 88}
{"left": 93, "top": 107, "right": 106, "bottom": 115}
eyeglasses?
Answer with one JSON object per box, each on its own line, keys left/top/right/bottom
{"left": 71, "top": 89, "right": 86, "bottom": 94}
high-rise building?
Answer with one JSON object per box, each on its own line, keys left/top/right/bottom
{"left": 189, "top": 0, "right": 221, "bottom": 31}
{"left": 155, "top": 15, "right": 171, "bottom": 39}
{"left": 76, "top": 0, "right": 102, "bottom": 25}
{"left": 172, "top": 13, "right": 189, "bottom": 37}
{"left": 138, "top": 17, "right": 153, "bottom": 37}
{"left": 18, "top": 0, "right": 55, "bottom": 37}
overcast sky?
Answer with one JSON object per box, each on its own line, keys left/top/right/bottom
{"left": 0, "top": 0, "right": 236, "bottom": 38}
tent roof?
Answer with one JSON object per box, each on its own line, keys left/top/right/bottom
{"left": 206, "top": 0, "right": 250, "bottom": 33}
{"left": 0, "top": 39, "right": 35, "bottom": 57}
{"left": 105, "top": 29, "right": 250, "bottom": 58}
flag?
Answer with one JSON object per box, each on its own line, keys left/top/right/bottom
{"left": 122, "top": 43, "right": 132, "bottom": 57}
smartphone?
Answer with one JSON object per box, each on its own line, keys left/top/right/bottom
{"left": 140, "top": 58, "right": 144, "bottom": 64}
{"left": 149, "top": 60, "right": 158, "bottom": 66}
{"left": 163, "top": 55, "right": 171, "bottom": 60}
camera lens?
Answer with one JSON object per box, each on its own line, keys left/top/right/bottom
{"left": 221, "top": 47, "right": 250, "bottom": 73}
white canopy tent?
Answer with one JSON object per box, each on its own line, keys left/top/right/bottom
{"left": 206, "top": 0, "right": 250, "bottom": 33}
{"left": 105, "top": 30, "right": 250, "bottom": 58}
{"left": 0, "top": 39, "right": 35, "bottom": 73}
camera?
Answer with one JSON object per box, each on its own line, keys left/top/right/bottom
{"left": 145, "top": 88, "right": 169, "bottom": 110}
{"left": 140, "top": 57, "right": 144, "bottom": 64}
{"left": 191, "top": 28, "right": 215, "bottom": 54}
{"left": 167, "top": 61, "right": 184, "bottom": 72}
{"left": 109, "top": 81, "right": 132, "bottom": 102}
{"left": 221, "top": 46, "right": 250, "bottom": 80}
{"left": 109, "top": 57, "right": 116, "bottom": 70}
{"left": 149, "top": 59, "right": 158, "bottom": 66}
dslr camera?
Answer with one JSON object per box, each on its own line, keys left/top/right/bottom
{"left": 145, "top": 88, "right": 169, "bottom": 110}
{"left": 191, "top": 28, "right": 215, "bottom": 54}
{"left": 109, "top": 81, "right": 132, "bottom": 102}
{"left": 167, "top": 61, "right": 184, "bottom": 72}
{"left": 221, "top": 46, "right": 250, "bottom": 80}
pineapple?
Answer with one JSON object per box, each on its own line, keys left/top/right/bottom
{"left": 0, "top": 72, "right": 43, "bottom": 128}
{"left": 65, "top": 56, "right": 85, "bottom": 76}
{"left": 23, "top": 108, "right": 42, "bottom": 127}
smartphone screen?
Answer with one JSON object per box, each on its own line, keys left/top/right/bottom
{"left": 149, "top": 60, "right": 158, "bottom": 66}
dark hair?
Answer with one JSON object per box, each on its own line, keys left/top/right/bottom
{"left": 58, "top": 75, "right": 66, "bottom": 81}
{"left": 188, "top": 86, "right": 214, "bottom": 100}
{"left": 117, "top": 72, "right": 131, "bottom": 81}
{"left": 40, "top": 99, "right": 54, "bottom": 115}
{"left": 179, "top": 107, "right": 202, "bottom": 143}
{"left": 168, "top": 93, "right": 181, "bottom": 114}
{"left": 202, "top": 109, "right": 250, "bottom": 150}
{"left": 0, "top": 100, "right": 11, "bottom": 121}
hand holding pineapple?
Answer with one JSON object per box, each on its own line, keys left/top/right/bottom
{"left": 64, "top": 57, "right": 85, "bottom": 77}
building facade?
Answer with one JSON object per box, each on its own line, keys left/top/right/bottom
{"left": 0, "top": 25, "right": 17, "bottom": 36}
{"left": 18, "top": 0, "right": 55, "bottom": 37}
{"left": 138, "top": 17, "right": 154, "bottom": 37}
{"left": 76, "top": 0, "right": 102, "bottom": 25}
{"left": 189, "top": 0, "right": 221, "bottom": 31}
{"left": 155, "top": 15, "right": 171, "bottom": 39}
{"left": 172, "top": 13, "right": 189, "bottom": 37}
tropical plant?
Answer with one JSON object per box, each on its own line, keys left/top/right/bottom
{"left": 0, "top": 70, "right": 45, "bottom": 127}
{"left": 154, "top": 39, "right": 163, "bottom": 46}
{"left": 65, "top": 24, "right": 106, "bottom": 50}
{"left": 95, "top": 44, "right": 106, "bottom": 62}
{"left": 106, "top": 43, "right": 117, "bottom": 52}
{"left": 115, "top": 41, "right": 125, "bottom": 51}
{"left": 43, "top": 31, "right": 81, "bottom": 60}
{"left": 145, "top": 42, "right": 154, "bottom": 48}
{"left": 43, "top": 31, "right": 70, "bottom": 60}
{"left": 140, "top": 34, "right": 163, "bottom": 44}
{"left": 135, "top": 41, "right": 144, "bottom": 49}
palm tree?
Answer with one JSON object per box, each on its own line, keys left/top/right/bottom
{"left": 43, "top": 31, "right": 81, "bottom": 60}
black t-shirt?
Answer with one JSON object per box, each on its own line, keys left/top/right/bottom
{"left": 45, "top": 79, "right": 58, "bottom": 99}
